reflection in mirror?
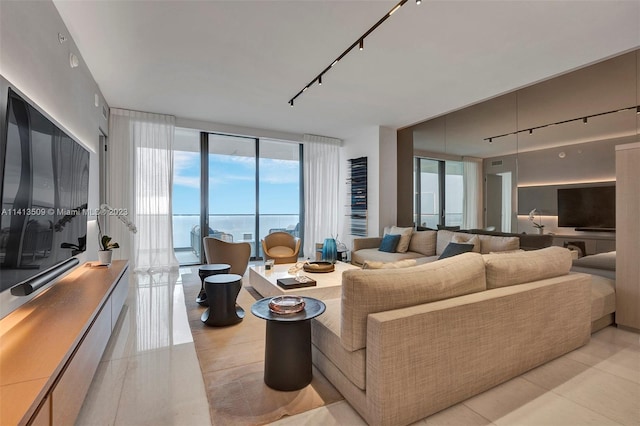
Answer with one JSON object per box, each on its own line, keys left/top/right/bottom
{"left": 485, "top": 172, "right": 512, "bottom": 232}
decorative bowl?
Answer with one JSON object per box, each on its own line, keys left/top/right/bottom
{"left": 303, "top": 261, "right": 335, "bottom": 273}
{"left": 268, "top": 296, "right": 305, "bottom": 314}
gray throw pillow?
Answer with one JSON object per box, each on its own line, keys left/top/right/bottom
{"left": 439, "top": 242, "right": 474, "bottom": 259}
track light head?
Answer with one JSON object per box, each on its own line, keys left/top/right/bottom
{"left": 583, "top": 117, "right": 588, "bottom": 124}
{"left": 289, "top": 100, "right": 294, "bottom": 107}
{"left": 318, "top": 75, "right": 322, "bottom": 85}
{"left": 488, "top": 138, "right": 493, "bottom": 144}
{"left": 416, "top": 0, "right": 422, "bottom": 4}
{"left": 529, "top": 129, "right": 533, "bottom": 135}
{"left": 359, "top": 39, "right": 364, "bottom": 50}
{"left": 637, "top": 106, "right": 640, "bottom": 114}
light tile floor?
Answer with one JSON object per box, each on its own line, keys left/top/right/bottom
{"left": 78, "top": 266, "right": 640, "bottom": 425}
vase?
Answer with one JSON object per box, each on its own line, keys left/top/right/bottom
{"left": 98, "top": 250, "right": 113, "bottom": 265}
{"left": 536, "top": 228, "right": 544, "bottom": 235}
{"left": 322, "top": 238, "right": 338, "bottom": 264}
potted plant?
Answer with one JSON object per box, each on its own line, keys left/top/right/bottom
{"left": 97, "top": 218, "right": 118, "bottom": 265}
{"left": 528, "top": 209, "right": 545, "bottom": 234}
{"left": 96, "top": 204, "right": 136, "bottom": 265}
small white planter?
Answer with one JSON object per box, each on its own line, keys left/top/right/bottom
{"left": 98, "top": 250, "right": 113, "bottom": 265}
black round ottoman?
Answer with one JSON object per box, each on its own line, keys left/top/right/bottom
{"left": 197, "top": 264, "right": 231, "bottom": 306}
{"left": 201, "top": 273, "right": 244, "bottom": 327}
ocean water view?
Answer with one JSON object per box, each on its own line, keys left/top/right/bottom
{"left": 172, "top": 214, "right": 299, "bottom": 251}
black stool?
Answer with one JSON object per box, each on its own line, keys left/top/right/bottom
{"left": 201, "top": 274, "right": 244, "bottom": 327}
{"left": 197, "top": 264, "right": 231, "bottom": 306}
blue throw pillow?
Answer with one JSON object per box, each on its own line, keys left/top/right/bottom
{"left": 439, "top": 242, "right": 474, "bottom": 259}
{"left": 378, "top": 234, "right": 401, "bottom": 253}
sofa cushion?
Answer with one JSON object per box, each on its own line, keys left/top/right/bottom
{"left": 379, "top": 234, "right": 401, "bottom": 253}
{"left": 363, "top": 259, "right": 417, "bottom": 269}
{"left": 452, "top": 234, "right": 481, "bottom": 253}
{"left": 573, "top": 251, "right": 616, "bottom": 271}
{"left": 439, "top": 242, "right": 475, "bottom": 259}
{"left": 408, "top": 230, "right": 437, "bottom": 256}
{"left": 352, "top": 248, "right": 424, "bottom": 266}
{"left": 484, "top": 246, "right": 572, "bottom": 289}
{"left": 341, "top": 252, "right": 487, "bottom": 351}
{"left": 388, "top": 226, "right": 413, "bottom": 253}
{"left": 590, "top": 274, "right": 616, "bottom": 322}
{"left": 477, "top": 235, "right": 520, "bottom": 254}
{"left": 311, "top": 298, "right": 366, "bottom": 390}
{"left": 268, "top": 246, "right": 294, "bottom": 256}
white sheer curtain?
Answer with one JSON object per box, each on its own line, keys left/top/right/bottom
{"left": 303, "top": 134, "right": 341, "bottom": 258}
{"left": 108, "top": 109, "right": 178, "bottom": 272}
{"left": 462, "top": 156, "right": 483, "bottom": 229}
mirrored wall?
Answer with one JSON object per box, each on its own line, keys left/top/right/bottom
{"left": 400, "top": 49, "right": 639, "bottom": 238}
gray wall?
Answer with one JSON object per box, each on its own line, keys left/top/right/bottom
{"left": 0, "top": 0, "right": 107, "bottom": 316}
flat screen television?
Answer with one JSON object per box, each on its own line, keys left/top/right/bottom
{"left": 557, "top": 185, "right": 615, "bottom": 231}
{"left": 0, "top": 87, "right": 90, "bottom": 294}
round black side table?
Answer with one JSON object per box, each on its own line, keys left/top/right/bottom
{"left": 201, "top": 273, "right": 244, "bottom": 327}
{"left": 251, "top": 297, "right": 326, "bottom": 391}
{"left": 197, "top": 264, "right": 231, "bottom": 306}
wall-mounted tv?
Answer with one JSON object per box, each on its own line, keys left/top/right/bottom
{"left": 557, "top": 185, "right": 615, "bottom": 231}
{"left": 0, "top": 87, "right": 90, "bottom": 294}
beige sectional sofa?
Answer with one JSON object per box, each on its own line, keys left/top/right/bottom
{"left": 311, "top": 247, "right": 594, "bottom": 426}
{"left": 351, "top": 228, "right": 523, "bottom": 266}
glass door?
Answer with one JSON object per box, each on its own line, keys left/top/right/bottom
{"left": 444, "top": 161, "right": 464, "bottom": 227}
{"left": 208, "top": 134, "right": 257, "bottom": 258}
{"left": 171, "top": 128, "right": 201, "bottom": 265}
{"left": 258, "top": 140, "right": 301, "bottom": 257}
{"left": 415, "top": 158, "right": 440, "bottom": 229}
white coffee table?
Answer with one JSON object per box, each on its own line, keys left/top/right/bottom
{"left": 249, "top": 261, "right": 359, "bottom": 300}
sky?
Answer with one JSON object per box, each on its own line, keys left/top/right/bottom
{"left": 172, "top": 152, "right": 300, "bottom": 216}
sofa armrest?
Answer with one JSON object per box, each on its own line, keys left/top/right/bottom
{"left": 353, "top": 237, "right": 383, "bottom": 251}
{"left": 363, "top": 274, "right": 591, "bottom": 426}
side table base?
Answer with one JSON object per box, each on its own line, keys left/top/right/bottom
{"left": 264, "top": 320, "right": 312, "bottom": 391}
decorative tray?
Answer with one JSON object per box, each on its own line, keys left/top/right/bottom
{"left": 268, "top": 296, "right": 306, "bottom": 314}
{"left": 303, "top": 261, "right": 335, "bottom": 273}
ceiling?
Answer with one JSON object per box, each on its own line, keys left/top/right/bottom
{"left": 53, "top": 1, "right": 640, "bottom": 141}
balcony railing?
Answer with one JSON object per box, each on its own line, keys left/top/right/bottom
{"left": 173, "top": 213, "right": 299, "bottom": 263}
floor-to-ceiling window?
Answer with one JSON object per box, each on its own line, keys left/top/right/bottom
{"left": 172, "top": 128, "right": 201, "bottom": 265}
{"left": 414, "top": 157, "right": 463, "bottom": 229}
{"left": 171, "top": 129, "right": 302, "bottom": 264}
{"left": 258, "top": 140, "right": 301, "bottom": 257}
{"left": 208, "top": 134, "right": 257, "bottom": 257}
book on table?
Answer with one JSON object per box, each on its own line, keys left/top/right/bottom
{"left": 276, "top": 277, "right": 317, "bottom": 289}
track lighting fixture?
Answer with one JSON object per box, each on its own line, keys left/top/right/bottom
{"left": 288, "top": 0, "right": 412, "bottom": 107}
{"left": 484, "top": 105, "right": 639, "bottom": 142}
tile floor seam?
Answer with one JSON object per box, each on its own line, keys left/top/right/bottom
{"left": 587, "top": 360, "right": 640, "bottom": 386}
{"left": 519, "top": 374, "right": 628, "bottom": 426}
{"left": 112, "top": 357, "right": 132, "bottom": 425}
{"left": 459, "top": 401, "right": 495, "bottom": 424}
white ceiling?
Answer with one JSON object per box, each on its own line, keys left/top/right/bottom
{"left": 53, "top": 0, "right": 640, "bottom": 141}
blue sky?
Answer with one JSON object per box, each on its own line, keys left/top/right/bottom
{"left": 172, "top": 152, "right": 300, "bottom": 215}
